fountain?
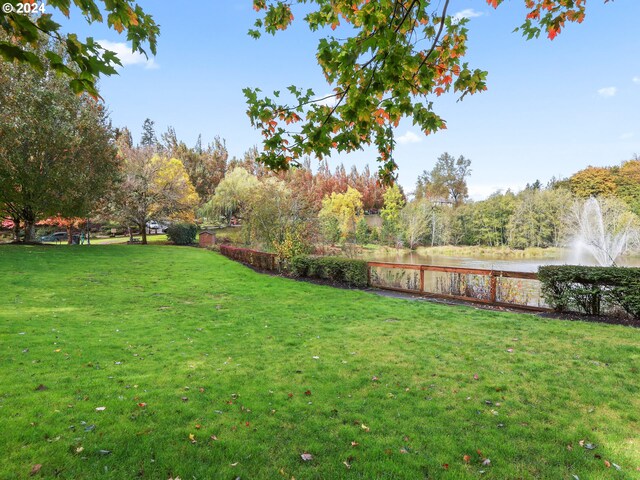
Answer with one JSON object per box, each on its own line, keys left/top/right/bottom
{"left": 571, "top": 197, "right": 636, "bottom": 266}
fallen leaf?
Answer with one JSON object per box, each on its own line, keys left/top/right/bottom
{"left": 506, "top": 348, "right": 514, "bottom": 353}
{"left": 137, "top": 403, "right": 147, "bottom": 408}
{"left": 304, "top": 390, "right": 311, "bottom": 396}
{"left": 195, "top": 424, "right": 201, "bottom": 429}
{"left": 604, "top": 460, "right": 611, "bottom": 468}
{"left": 372, "top": 376, "right": 379, "bottom": 381}
{"left": 181, "top": 397, "right": 188, "bottom": 402}
{"left": 567, "top": 444, "right": 573, "bottom": 451}
{"left": 230, "top": 462, "right": 238, "bottom": 467}
{"left": 482, "top": 458, "right": 491, "bottom": 466}
{"left": 300, "top": 453, "right": 313, "bottom": 461}
{"left": 361, "top": 424, "right": 370, "bottom": 432}
{"left": 188, "top": 433, "right": 196, "bottom": 444}
{"left": 399, "top": 448, "right": 408, "bottom": 454}
{"left": 343, "top": 460, "right": 351, "bottom": 469}
{"left": 210, "top": 435, "right": 218, "bottom": 441}
{"left": 35, "top": 384, "right": 47, "bottom": 391}
{"left": 75, "top": 446, "right": 84, "bottom": 453}
{"left": 98, "top": 450, "right": 111, "bottom": 455}
{"left": 351, "top": 441, "right": 359, "bottom": 447}
{"left": 463, "top": 455, "right": 471, "bottom": 463}
{"left": 579, "top": 440, "right": 585, "bottom": 447}
{"left": 95, "top": 406, "right": 106, "bottom": 411}
{"left": 473, "top": 374, "right": 479, "bottom": 380}
{"left": 442, "top": 464, "right": 449, "bottom": 470}
{"left": 54, "top": 349, "right": 61, "bottom": 353}
{"left": 287, "top": 393, "right": 293, "bottom": 398}
{"left": 612, "top": 463, "right": 621, "bottom": 471}
{"left": 30, "top": 464, "right": 42, "bottom": 476}
{"left": 199, "top": 387, "right": 205, "bottom": 393}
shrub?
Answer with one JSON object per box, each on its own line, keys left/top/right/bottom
{"left": 166, "top": 223, "right": 197, "bottom": 245}
{"left": 289, "top": 255, "right": 368, "bottom": 288}
{"left": 538, "top": 265, "right": 640, "bottom": 318}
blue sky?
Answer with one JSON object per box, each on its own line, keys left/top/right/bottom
{"left": 60, "top": 1, "right": 639, "bottom": 199}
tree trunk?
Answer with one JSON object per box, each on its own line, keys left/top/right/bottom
{"left": 23, "top": 221, "right": 35, "bottom": 242}
{"left": 67, "top": 225, "right": 73, "bottom": 245}
{"left": 22, "top": 206, "right": 36, "bottom": 243}
{"left": 141, "top": 223, "right": 147, "bottom": 245}
{"left": 12, "top": 218, "right": 20, "bottom": 242}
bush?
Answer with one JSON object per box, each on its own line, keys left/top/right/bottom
{"left": 289, "top": 255, "right": 368, "bottom": 288}
{"left": 166, "top": 223, "right": 197, "bottom": 245}
{"left": 538, "top": 265, "right": 640, "bottom": 318}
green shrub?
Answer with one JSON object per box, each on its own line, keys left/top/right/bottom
{"left": 166, "top": 223, "right": 197, "bottom": 245}
{"left": 538, "top": 265, "right": 640, "bottom": 318}
{"left": 290, "top": 255, "right": 368, "bottom": 288}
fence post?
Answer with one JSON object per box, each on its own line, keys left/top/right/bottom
{"left": 420, "top": 267, "right": 425, "bottom": 293}
{"left": 490, "top": 271, "right": 497, "bottom": 304}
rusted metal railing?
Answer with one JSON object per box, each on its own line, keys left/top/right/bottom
{"left": 367, "top": 261, "right": 549, "bottom": 311}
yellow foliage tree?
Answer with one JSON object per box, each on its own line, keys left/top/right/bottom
{"left": 115, "top": 145, "right": 200, "bottom": 244}
{"left": 319, "top": 186, "right": 364, "bottom": 242}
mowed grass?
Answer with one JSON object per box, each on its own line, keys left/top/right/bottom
{"left": 0, "top": 246, "right": 638, "bottom": 479}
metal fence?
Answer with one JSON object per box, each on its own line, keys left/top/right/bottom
{"left": 367, "top": 262, "right": 549, "bottom": 311}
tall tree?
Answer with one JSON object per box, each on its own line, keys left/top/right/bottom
{"left": 246, "top": 0, "right": 606, "bottom": 182}
{"left": 0, "top": 36, "right": 119, "bottom": 242}
{"left": 569, "top": 166, "right": 618, "bottom": 198}
{"left": 140, "top": 118, "right": 158, "bottom": 148}
{"left": 113, "top": 145, "right": 199, "bottom": 244}
{"left": 417, "top": 153, "right": 471, "bottom": 206}
{"left": 162, "top": 128, "right": 229, "bottom": 202}
{"left": 380, "top": 184, "right": 406, "bottom": 244}
{"left": 200, "top": 167, "right": 260, "bottom": 225}
{"left": 319, "top": 187, "right": 364, "bottom": 242}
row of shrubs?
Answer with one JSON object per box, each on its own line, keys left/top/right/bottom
{"left": 538, "top": 265, "right": 640, "bottom": 319}
{"left": 289, "top": 255, "right": 369, "bottom": 288}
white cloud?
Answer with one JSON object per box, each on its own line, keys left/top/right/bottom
{"left": 97, "top": 40, "right": 158, "bottom": 70}
{"left": 597, "top": 86, "right": 616, "bottom": 98}
{"left": 397, "top": 131, "right": 422, "bottom": 144}
{"left": 620, "top": 132, "right": 635, "bottom": 140}
{"left": 633, "top": 76, "right": 640, "bottom": 85}
{"left": 452, "top": 9, "right": 483, "bottom": 23}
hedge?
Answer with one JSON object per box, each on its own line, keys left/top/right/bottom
{"left": 538, "top": 265, "right": 640, "bottom": 318}
{"left": 166, "top": 223, "right": 197, "bottom": 245}
{"left": 290, "top": 255, "right": 368, "bottom": 288}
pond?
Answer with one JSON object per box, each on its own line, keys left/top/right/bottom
{"left": 358, "top": 248, "right": 640, "bottom": 272}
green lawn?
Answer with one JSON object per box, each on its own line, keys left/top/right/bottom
{"left": 1, "top": 245, "right": 638, "bottom": 479}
